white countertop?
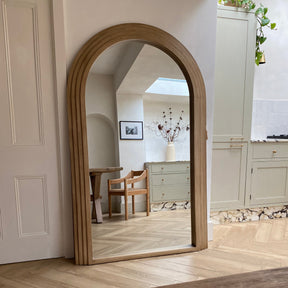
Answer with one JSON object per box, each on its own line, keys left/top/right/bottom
{"left": 251, "top": 139, "right": 288, "bottom": 143}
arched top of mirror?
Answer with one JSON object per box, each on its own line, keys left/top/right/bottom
{"left": 68, "top": 23, "right": 206, "bottom": 101}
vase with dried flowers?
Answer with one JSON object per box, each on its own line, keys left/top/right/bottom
{"left": 149, "top": 107, "right": 189, "bottom": 161}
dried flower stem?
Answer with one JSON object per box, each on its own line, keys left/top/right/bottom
{"left": 151, "top": 107, "right": 189, "bottom": 143}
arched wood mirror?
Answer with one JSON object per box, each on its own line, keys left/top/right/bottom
{"left": 67, "top": 23, "right": 207, "bottom": 265}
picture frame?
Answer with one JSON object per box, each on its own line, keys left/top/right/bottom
{"left": 119, "top": 121, "right": 143, "bottom": 140}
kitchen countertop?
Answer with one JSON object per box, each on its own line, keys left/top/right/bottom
{"left": 250, "top": 139, "right": 288, "bottom": 143}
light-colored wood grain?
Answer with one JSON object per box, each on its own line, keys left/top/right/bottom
{"left": 67, "top": 23, "right": 207, "bottom": 264}
{"left": 1, "top": 218, "right": 288, "bottom": 287}
{"left": 92, "top": 210, "right": 192, "bottom": 260}
{"left": 158, "top": 267, "right": 288, "bottom": 288}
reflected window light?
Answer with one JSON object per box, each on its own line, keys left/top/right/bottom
{"left": 145, "top": 77, "right": 189, "bottom": 96}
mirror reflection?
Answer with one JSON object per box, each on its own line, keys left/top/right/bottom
{"left": 85, "top": 41, "right": 191, "bottom": 260}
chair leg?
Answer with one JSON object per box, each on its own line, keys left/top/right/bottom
{"left": 125, "top": 194, "right": 128, "bottom": 220}
{"left": 108, "top": 193, "right": 112, "bottom": 218}
{"left": 132, "top": 195, "right": 135, "bottom": 214}
{"left": 146, "top": 193, "right": 150, "bottom": 216}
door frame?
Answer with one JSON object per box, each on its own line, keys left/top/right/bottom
{"left": 51, "top": 0, "right": 74, "bottom": 258}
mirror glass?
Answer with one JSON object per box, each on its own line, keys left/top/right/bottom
{"left": 85, "top": 41, "right": 191, "bottom": 260}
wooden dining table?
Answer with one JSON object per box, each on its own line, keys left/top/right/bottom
{"left": 89, "top": 167, "right": 123, "bottom": 223}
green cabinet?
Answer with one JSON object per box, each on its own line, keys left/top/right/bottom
{"left": 246, "top": 143, "right": 288, "bottom": 207}
{"left": 211, "top": 143, "right": 248, "bottom": 210}
{"left": 211, "top": 6, "right": 256, "bottom": 210}
{"left": 144, "top": 161, "right": 190, "bottom": 204}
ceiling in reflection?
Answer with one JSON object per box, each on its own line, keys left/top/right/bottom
{"left": 89, "top": 41, "right": 130, "bottom": 75}
{"left": 89, "top": 42, "right": 188, "bottom": 101}
{"left": 146, "top": 77, "right": 189, "bottom": 96}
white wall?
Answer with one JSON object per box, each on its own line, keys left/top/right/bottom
{"left": 117, "top": 93, "right": 146, "bottom": 175}
{"left": 85, "top": 73, "right": 119, "bottom": 165}
{"left": 254, "top": 0, "right": 288, "bottom": 101}
{"left": 251, "top": 99, "right": 288, "bottom": 140}
{"left": 86, "top": 73, "right": 117, "bottom": 124}
{"left": 116, "top": 93, "right": 146, "bottom": 209}
{"left": 251, "top": 0, "right": 288, "bottom": 139}
{"left": 87, "top": 116, "right": 116, "bottom": 169}
{"left": 144, "top": 99, "right": 190, "bottom": 162}
{"left": 86, "top": 116, "right": 117, "bottom": 213}
{"left": 63, "top": 0, "right": 218, "bottom": 248}
{"left": 85, "top": 73, "right": 119, "bottom": 167}
{"left": 86, "top": 73, "right": 120, "bottom": 212}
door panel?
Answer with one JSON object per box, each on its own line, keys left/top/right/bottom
{"left": 213, "top": 9, "right": 255, "bottom": 142}
{"left": 211, "top": 143, "right": 247, "bottom": 210}
{"left": 0, "top": 0, "right": 63, "bottom": 264}
{"left": 250, "top": 161, "right": 288, "bottom": 205}
{"left": 4, "top": 1, "right": 44, "bottom": 145}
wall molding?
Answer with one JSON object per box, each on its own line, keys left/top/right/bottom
{"left": 14, "top": 175, "right": 49, "bottom": 238}
{"left": 1, "top": 0, "right": 44, "bottom": 146}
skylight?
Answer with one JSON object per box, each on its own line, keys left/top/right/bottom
{"left": 145, "top": 77, "right": 189, "bottom": 96}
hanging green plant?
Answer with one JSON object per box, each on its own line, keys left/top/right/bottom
{"left": 218, "top": 0, "right": 277, "bottom": 65}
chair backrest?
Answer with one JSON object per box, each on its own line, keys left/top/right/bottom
{"left": 131, "top": 170, "right": 145, "bottom": 178}
{"left": 127, "top": 169, "right": 148, "bottom": 188}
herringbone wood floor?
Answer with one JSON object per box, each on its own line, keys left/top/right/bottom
{"left": 92, "top": 210, "right": 191, "bottom": 259}
{"left": 0, "top": 217, "right": 288, "bottom": 287}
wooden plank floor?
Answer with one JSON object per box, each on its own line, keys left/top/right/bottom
{"left": 0, "top": 218, "right": 288, "bottom": 287}
{"left": 92, "top": 210, "right": 191, "bottom": 259}
{"left": 158, "top": 267, "right": 288, "bottom": 288}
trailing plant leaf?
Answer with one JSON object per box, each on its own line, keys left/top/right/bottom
{"left": 255, "top": 7, "right": 264, "bottom": 15}
{"left": 261, "top": 17, "right": 270, "bottom": 26}
{"left": 259, "top": 37, "right": 267, "bottom": 45}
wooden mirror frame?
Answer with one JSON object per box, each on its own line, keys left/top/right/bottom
{"left": 67, "top": 23, "right": 207, "bottom": 265}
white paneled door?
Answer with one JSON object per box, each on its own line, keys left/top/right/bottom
{"left": 0, "top": 0, "right": 63, "bottom": 264}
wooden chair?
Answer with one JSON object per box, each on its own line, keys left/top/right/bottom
{"left": 107, "top": 169, "right": 150, "bottom": 220}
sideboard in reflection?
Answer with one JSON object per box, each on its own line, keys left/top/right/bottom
{"left": 144, "top": 161, "right": 190, "bottom": 206}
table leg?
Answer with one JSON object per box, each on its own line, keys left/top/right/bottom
{"left": 90, "top": 177, "right": 96, "bottom": 221}
{"left": 94, "top": 198, "right": 103, "bottom": 223}
{"left": 93, "top": 173, "right": 103, "bottom": 223}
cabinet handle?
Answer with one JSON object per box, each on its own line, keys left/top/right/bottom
{"left": 161, "top": 167, "right": 164, "bottom": 170}
{"left": 161, "top": 179, "right": 164, "bottom": 182}
{"left": 230, "top": 137, "right": 244, "bottom": 141}
{"left": 272, "top": 150, "right": 277, "bottom": 154}
{"left": 187, "top": 177, "right": 190, "bottom": 181}
{"left": 230, "top": 144, "right": 244, "bottom": 148}
{"left": 162, "top": 193, "right": 165, "bottom": 196}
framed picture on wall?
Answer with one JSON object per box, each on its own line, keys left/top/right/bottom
{"left": 119, "top": 121, "right": 143, "bottom": 140}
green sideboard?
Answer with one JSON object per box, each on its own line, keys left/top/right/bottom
{"left": 144, "top": 161, "right": 190, "bottom": 204}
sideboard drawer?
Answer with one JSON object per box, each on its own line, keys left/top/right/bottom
{"left": 252, "top": 143, "right": 288, "bottom": 159}
{"left": 151, "top": 173, "right": 190, "bottom": 186}
{"left": 152, "top": 186, "right": 190, "bottom": 202}
{"left": 150, "top": 163, "right": 190, "bottom": 174}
